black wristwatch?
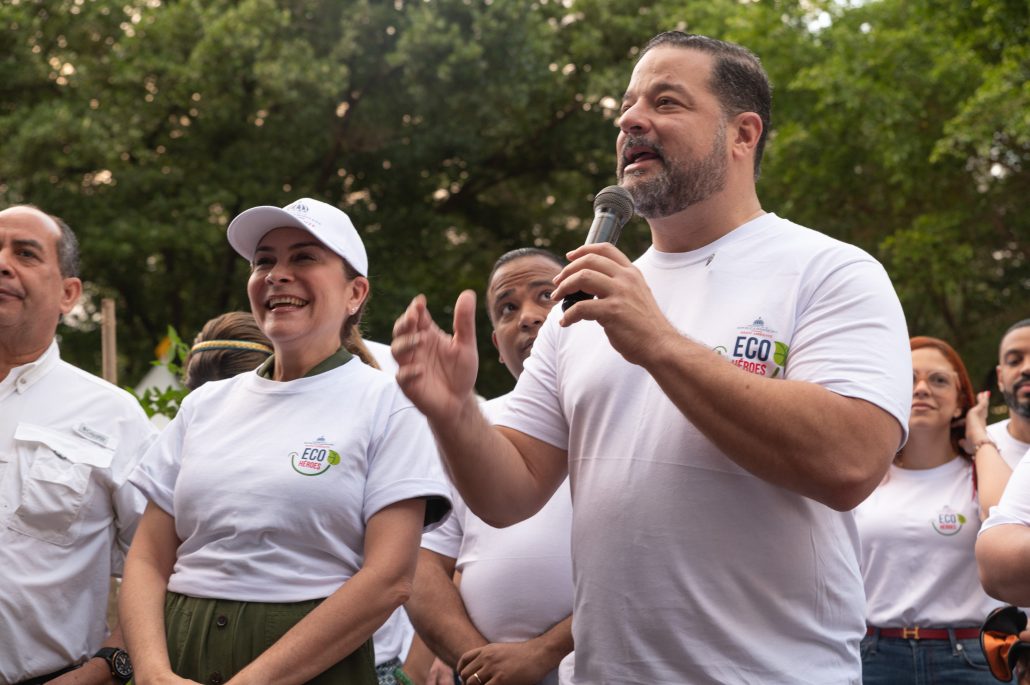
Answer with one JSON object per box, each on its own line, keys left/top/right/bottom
{"left": 93, "top": 647, "right": 133, "bottom": 683}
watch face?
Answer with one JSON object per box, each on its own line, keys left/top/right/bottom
{"left": 112, "top": 651, "right": 133, "bottom": 679}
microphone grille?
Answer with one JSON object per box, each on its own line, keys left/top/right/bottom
{"left": 593, "top": 185, "right": 635, "bottom": 225}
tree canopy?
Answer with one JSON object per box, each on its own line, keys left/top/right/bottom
{"left": 1, "top": 0, "right": 1026, "bottom": 398}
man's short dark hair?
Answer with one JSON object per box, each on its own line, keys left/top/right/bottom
{"left": 486, "top": 248, "right": 566, "bottom": 323}
{"left": 1000, "top": 318, "right": 1030, "bottom": 354}
{"left": 49, "top": 213, "right": 80, "bottom": 279}
{"left": 1004, "top": 319, "right": 1030, "bottom": 338}
{"left": 487, "top": 248, "right": 565, "bottom": 294}
{"left": 640, "top": 32, "right": 772, "bottom": 181}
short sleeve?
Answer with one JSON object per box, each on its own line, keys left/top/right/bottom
{"left": 421, "top": 482, "right": 465, "bottom": 558}
{"left": 363, "top": 390, "right": 452, "bottom": 531}
{"left": 981, "top": 449, "right": 1030, "bottom": 534}
{"left": 129, "top": 405, "right": 190, "bottom": 516}
{"left": 787, "top": 253, "right": 912, "bottom": 448}
{"left": 496, "top": 309, "right": 569, "bottom": 450}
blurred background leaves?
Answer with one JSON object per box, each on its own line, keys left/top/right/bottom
{"left": 1, "top": 0, "right": 1026, "bottom": 398}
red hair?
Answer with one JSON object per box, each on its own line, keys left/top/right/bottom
{"left": 910, "top": 336, "right": 976, "bottom": 459}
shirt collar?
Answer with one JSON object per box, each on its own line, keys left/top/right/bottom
{"left": 0, "top": 340, "right": 60, "bottom": 397}
{"left": 256, "top": 346, "right": 354, "bottom": 380}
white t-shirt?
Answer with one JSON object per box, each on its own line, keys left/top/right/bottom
{"left": 855, "top": 460, "right": 1002, "bottom": 627}
{"left": 373, "top": 610, "right": 414, "bottom": 667}
{"left": 981, "top": 450, "right": 1030, "bottom": 532}
{"left": 360, "top": 340, "right": 416, "bottom": 666}
{"left": 499, "top": 213, "right": 911, "bottom": 685}
{"left": 987, "top": 419, "right": 1030, "bottom": 470}
{"left": 422, "top": 395, "right": 574, "bottom": 685}
{"left": 365, "top": 339, "right": 399, "bottom": 375}
{"left": 131, "top": 358, "right": 451, "bottom": 602}
{"left": 0, "top": 342, "right": 156, "bottom": 683}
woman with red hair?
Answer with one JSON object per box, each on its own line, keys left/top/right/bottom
{"left": 856, "top": 336, "right": 1012, "bottom": 684}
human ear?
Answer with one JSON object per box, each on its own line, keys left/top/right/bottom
{"left": 347, "top": 276, "right": 370, "bottom": 310}
{"left": 59, "top": 277, "right": 82, "bottom": 315}
{"left": 733, "top": 112, "right": 762, "bottom": 150}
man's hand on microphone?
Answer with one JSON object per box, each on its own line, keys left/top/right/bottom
{"left": 551, "top": 242, "right": 679, "bottom": 367}
{"left": 391, "top": 291, "right": 480, "bottom": 422}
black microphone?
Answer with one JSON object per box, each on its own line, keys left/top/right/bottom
{"left": 562, "top": 185, "right": 635, "bottom": 311}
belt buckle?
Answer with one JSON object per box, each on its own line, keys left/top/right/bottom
{"left": 902, "top": 627, "right": 920, "bottom": 640}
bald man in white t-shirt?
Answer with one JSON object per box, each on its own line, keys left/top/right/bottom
{"left": 406, "top": 248, "right": 573, "bottom": 685}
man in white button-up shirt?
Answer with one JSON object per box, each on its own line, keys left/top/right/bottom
{"left": 0, "top": 205, "right": 156, "bottom": 685}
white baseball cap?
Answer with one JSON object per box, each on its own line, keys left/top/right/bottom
{"left": 227, "top": 198, "right": 368, "bottom": 277}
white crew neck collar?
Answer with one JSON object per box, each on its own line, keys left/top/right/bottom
{"left": 644, "top": 213, "right": 778, "bottom": 269}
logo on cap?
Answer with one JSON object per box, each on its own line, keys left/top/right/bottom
{"left": 289, "top": 202, "right": 309, "bottom": 213}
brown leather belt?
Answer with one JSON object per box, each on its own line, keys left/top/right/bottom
{"left": 867, "top": 625, "right": 981, "bottom": 640}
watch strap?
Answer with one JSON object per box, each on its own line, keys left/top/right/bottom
{"left": 93, "top": 647, "right": 133, "bottom": 683}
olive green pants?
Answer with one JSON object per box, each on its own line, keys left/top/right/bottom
{"left": 164, "top": 591, "right": 377, "bottom": 685}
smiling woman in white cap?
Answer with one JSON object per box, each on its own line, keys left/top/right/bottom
{"left": 120, "top": 198, "right": 451, "bottom": 685}
{"left": 230, "top": 197, "right": 376, "bottom": 372}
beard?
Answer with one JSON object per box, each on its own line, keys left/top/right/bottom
{"left": 1003, "top": 377, "right": 1030, "bottom": 419}
{"left": 617, "top": 123, "right": 728, "bottom": 219}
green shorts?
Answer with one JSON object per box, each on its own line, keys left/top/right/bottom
{"left": 164, "top": 591, "right": 377, "bottom": 685}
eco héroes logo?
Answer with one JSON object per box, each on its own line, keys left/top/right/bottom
{"left": 290, "top": 437, "right": 341, "bottom": 476}
{"left": 932, "top": 505, "right": 966, "bottom": 536}
{"left": 712, "top": 316, "right": 789, "bottom": 378}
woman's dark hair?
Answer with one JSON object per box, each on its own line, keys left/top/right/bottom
{"left": 184, "top": 312, "right": 273, "bottom": 390}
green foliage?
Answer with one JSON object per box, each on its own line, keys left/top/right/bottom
{"left": 125, "top": 325, "right": 190, "bottom": 419}
{"left": 1, "top": 0, "right": 1027, "bottom": 397}
{"left": 762, "top": 0, "right": 1029, "bottom": 388}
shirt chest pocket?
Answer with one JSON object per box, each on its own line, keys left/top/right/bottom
{"left": 9, "top": 423, "right": 114, "bottom": 546}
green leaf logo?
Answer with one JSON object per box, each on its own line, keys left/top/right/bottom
{"left": 958, "top": 514, "right": 967, "bottom": 524}
{"left": 774, "top": 341, "right": 789, "bottom": 367}
{"left": 327, "top": 450, "right": 341, "bottom": 466}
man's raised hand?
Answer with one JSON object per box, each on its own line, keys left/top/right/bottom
{"left": 391, "top": 291, "right": 480, "bottom": 422}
